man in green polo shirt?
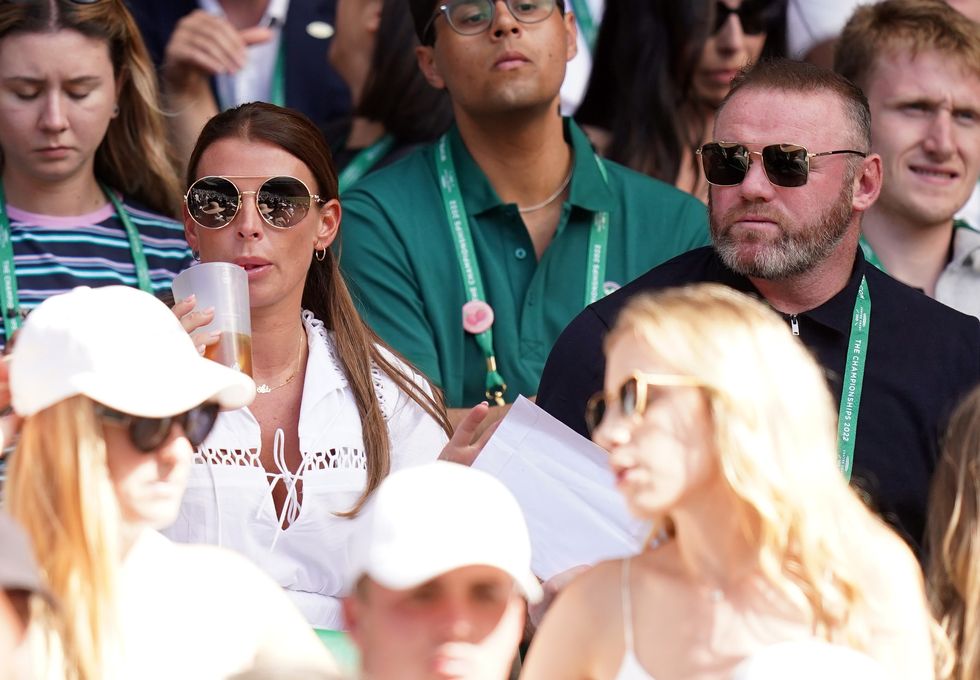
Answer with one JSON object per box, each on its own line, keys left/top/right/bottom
{"left": 339, "top": 0, "right": 708, "bottom": 418}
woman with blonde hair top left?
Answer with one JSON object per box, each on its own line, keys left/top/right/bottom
{"left": 4, "top": 286, "right": 339, "bottom": 680}
{"left": 522, "top": 283, "right": 934, "bottom": 680}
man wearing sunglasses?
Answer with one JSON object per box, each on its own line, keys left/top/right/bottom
{"left": 537, "top": 58, "right": 980, "bottom": 553}
{"left": 340, "top": 0, "right": 709, "bottom": 426}
{"left": 835, "top": 0, "right": 980, "bottom": 320}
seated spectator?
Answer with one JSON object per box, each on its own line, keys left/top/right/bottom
{"left": 576, "top": 0, "right": 786, "bottom": 202}
{"left": 344, "top": 461, "right": 541, "bottom": 680}
{"left": 340, "top": 0, "right": 709, "bottom": 422}
{"left": 523, "top": 284, "right": 935, "bottom": 680}
{"left": 4, "top": 285, "right": 338, "bottom": 680}
{"left": 125, "top": 0, "right": 351, "bottom": 173}
{"left": 0, "top": 512, "right": 48, "bottom": 680}
{"left": 0, "top": 0, "right": 192, "bottom": 349}
{"left": 327, "top": 0, "right": 453, "bottom": 190}
{"left": 172, "top": 102, "right": 463, "bottom": 631}
{"left": 927, "top": 383, "right": 980, "bottom": 680}
{"left": 537, "top": 59, "right": 980, "bottom": 552}
{"left": 786, "top": 0, "right": 878, "bottom": 66}
{"left": 835, "top": 0, "right": 980, "bottom": 319}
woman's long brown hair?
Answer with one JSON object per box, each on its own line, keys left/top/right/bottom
{"left": 0, "top": 0, "right": 181, "bottom": 216}
{"left": 186, "top": 102, "right": 452, "bottom": 516}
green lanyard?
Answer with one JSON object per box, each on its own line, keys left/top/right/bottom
{"left": 338, "top": 134, "right": 395, "bottom": 193}
{"left": 568, "top": 0, "right": 598, "bottom": 52}
{"left": 836, "top": 276, "right": 871, "bottom": 480}
{"left": 861, "top": 220, "right": 978, "bottom": 274}
{"left": 0, "top": 181, "right": 152, "bottom": 343}
{"left": 434, "top": 134, "right": 610, "bottom": 405}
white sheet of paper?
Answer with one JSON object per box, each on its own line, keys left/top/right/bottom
{"left": 473, "top": 396, "right": 649, "bottom": 580}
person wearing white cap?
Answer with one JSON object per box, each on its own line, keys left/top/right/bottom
{"left": 343, "top": 461, "right": 541, "bottom": 680}
{"left": 3, "top": 286, "right": 339, "bottom": 680}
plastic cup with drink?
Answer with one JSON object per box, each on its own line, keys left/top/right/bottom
{"left": 172, "top": 262, "right": 253, "bottom": 377}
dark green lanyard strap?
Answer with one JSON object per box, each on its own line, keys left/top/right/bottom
{"left": 568, "top": 0, "right": 598, "bottom": 52}
{"left": 836, "top": 276, "right": 871, "bottom": 480}
{"left": 433, "top": 134, "right": 609, "bottom": 405}
{"left": 338, "top": 134, "right": 396, "bottom": 193}
{"left": 0, "top": 181, "right": 152, "bottom": 343}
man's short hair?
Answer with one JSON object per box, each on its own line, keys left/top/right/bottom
{"left": 410, "top": 0, "right": 566, "bottom": 45}
{"left": 719, "top": 58, "right": 871, "bottom": 150}
{"left": 835, "top": 0, "right": 980, "bottom": 90}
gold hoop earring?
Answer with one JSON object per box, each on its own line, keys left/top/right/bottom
{"left": 314, "top": 247, "right": 327, "bottom": 262}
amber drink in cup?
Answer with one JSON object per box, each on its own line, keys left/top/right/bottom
{"left": 172, "top": 262, "right": 253, "bottom": 376}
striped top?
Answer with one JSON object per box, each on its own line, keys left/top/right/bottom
{"left": 1, "top": 197, "right": 193, "bottom": 348}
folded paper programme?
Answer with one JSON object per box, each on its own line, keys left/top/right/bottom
{"left": 473, "top": 396, "right": 649, "bottom": 580}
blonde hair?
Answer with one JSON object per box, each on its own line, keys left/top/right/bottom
{"left": 0, "top": 0, "right": 181, "bottom": 215}
{"left": 927, "top": 385, "right": 980, "bottom": 680}
{"left": 5, "top": 396, "right": 122, "bottom": 680}
{"left": 605, "top": 283, "right": 878, "bottom": 647}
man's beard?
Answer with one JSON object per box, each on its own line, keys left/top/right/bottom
{"left": 709, "top": 178, "right": 854, "bottom": 280}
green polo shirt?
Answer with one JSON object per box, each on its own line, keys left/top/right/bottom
{"left": 339, "top": 119, "right": 709, "bottom": 407}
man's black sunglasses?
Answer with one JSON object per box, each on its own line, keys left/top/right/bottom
{"left": 96, "top": 402, "right": 220, "bottom": 452}
{"left": 696, "top": 141, "right": 868, "bottom": 188}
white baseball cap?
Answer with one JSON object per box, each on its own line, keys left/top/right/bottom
{"left": 10, "top": 286, "right": 255, "bottom": 417}
{"left": 348, "top": 461, "right": 543, "bottom": 603}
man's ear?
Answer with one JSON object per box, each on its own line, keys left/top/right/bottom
{"left": 852, "top": 153, "right": 882, "bottom": 213}
{"left": 563, "top": 8, "right": 578, "bottom": 63}
{"left": 365, "top": 0, "right": 383, "bottom": 33}
{"left": 416, "top": 45, "right": 446, "bottom": 90}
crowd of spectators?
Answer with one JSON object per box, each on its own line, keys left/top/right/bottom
{"left": 1, "top": 0, "right": 979, "bottom": 679}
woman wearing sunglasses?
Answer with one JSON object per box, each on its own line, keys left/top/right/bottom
{"left": 172, "top": 102, "right": 455, "bottom": 632}
{"left": 0, "top": 0, "right": 193, "bottom": 349}
{"left": 522, "top": 284, "right": 935, "bottom": 680}
{"left": 576, "top": 0, "right": 786, "bottom": 202}
{"left": 3, "top": 285, "right": 340, "bottom": 680}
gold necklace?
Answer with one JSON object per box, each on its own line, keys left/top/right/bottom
{"left": 256, "top": 332, "right": 305, "bottom": 394}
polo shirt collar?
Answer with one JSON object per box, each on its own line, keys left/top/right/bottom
{"left": 446, "top": 118, "right": 616, "bottom": 216}
{"left": 707, "top": 246, "right": 865, "bottom": 336}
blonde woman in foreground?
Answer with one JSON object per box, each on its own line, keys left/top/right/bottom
{"left": 927, "top": 384, "right": 980, "bottom": 680}
{"left": 521, "top": 283, "right": 934, "bottom": 680}
{"left": 4, "top": 286, "right": 339, "bottom": 680}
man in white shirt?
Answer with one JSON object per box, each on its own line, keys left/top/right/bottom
{"left": 835, "top": 0, "right": 980, "bottom": 319}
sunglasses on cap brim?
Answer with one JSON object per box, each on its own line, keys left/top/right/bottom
{"left": 95, "top": 402, "right": 220, "bottom": 452}
{"left": 184, "top": 176, "right": 325, "bottom": 230}
{"left": 696, "top": 142, "right": 868, "bottom": 188}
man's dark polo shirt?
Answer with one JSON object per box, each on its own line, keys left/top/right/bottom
{"left": 537, "top": 245, "right": 980, "bottom": 549}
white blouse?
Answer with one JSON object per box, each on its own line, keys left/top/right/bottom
{"left": 164, "top": 311, "right": 448, "bottom": 629}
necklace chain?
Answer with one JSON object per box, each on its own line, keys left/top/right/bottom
{"left": 517, "top": 164, "right": 573, "bottom": 213}
{"left": 256, "top": 331, "right": 305, "bottom": 394}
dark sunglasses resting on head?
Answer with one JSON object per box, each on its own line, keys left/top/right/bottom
{"left": 696, "top": 142, "right": 867, "bottom": 188}
{"left": 184, "top": 176, "right": 325, "bottom": 230}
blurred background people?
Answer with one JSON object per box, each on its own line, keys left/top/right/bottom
{"left": 835, "top": 0, "right": 980, "bottom": 319}
{"left": 523, "top": 284, "right": 935, "bottom": 680}
{"left": 344, "top": 461, "right": 541, "bottom": 680}
{"left": 125, "top": 0, "right": 351, "bottom": 174}
{"left": 576, "top": 0, "right": 786, "bottom": 202}
{"left": 327, "top": 0, "right": 453, "bottom": 190}
{"left": 172, "top": 102, "right": 453, "bottom": 631}
{"left": 0, "top": 0, "right": 191, "bottom": 349}
{"left": 927, "top": 383, "right": 980, "bottom": 680}
{"left": 4, "top": 285, "right": 338, "bottom": 680}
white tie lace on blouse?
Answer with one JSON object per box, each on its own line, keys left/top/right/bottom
{"left": 163, "top": 310, "right": 448, "bottom": 629}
